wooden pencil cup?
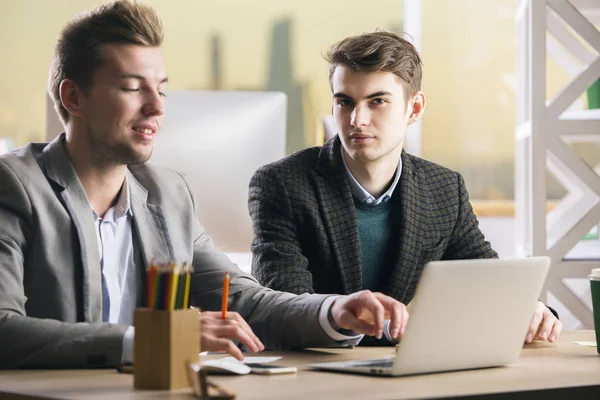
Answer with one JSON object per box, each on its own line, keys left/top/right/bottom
{"left": 133, "top": 308, "right": 200, "bottom": 390}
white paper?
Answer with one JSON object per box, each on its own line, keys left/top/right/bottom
{"left": 201, "top": 358, "right": 251, "bottom": 375}
{"left": 218, "top": 356, "right": 282, "bottom": 364}
{"left": 198, "top": 355, "right": 284, "bottom": 375}
{"left": 575, "top": 341, "right": 597, "bottom": 347}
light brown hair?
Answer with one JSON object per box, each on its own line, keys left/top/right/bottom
{"left": 325, "top": 31, "right": 422, "bottom": 98}
{"left": 48, "top": 0, "right": 164, "bottom": 124}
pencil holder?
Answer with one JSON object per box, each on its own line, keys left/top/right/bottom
{"left": 133, "top": 308, "right": 200, "bottom": 390}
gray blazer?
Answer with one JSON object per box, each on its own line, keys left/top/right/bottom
{"left": 0, "top": 135, "right": 335, "bottom": 369}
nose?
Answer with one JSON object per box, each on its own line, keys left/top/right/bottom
{"left": 142, "top": 89, "right": 165, "bottom": 117}
{"left": 350, "top": 104, "right": 370, "bottom": 128}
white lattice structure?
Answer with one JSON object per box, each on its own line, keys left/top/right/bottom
{"left": 516, "top": 0, "right": 600, "bottom": 328}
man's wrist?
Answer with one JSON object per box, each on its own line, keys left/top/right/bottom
{"left": 326, "top": 301, "right": 397, "bottom": 343}
{"left": 327, "top": 298, "right": 356, "bottom": 336}
{"left": 327, "top": 300, "right": 341, "bottom": 330}
{"left": 318, "top": 296, "right": 362, "bottom": 342}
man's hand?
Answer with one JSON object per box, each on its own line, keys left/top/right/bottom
{"left": 330, "top": 290, "right": 409, "bottom": 340}
{"left": 525, "top": 301, "right": 562, "bottom": 343}
{"left": 199, "top": 311, "right": 265, "bottom": 360}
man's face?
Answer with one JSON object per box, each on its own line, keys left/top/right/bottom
{"left": 331, "top": 65, "right": 414, "bottom": 166}
{"left": 77, "top": 44, "right": 167, "bottom": 165}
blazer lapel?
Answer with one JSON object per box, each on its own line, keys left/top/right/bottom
{"left": 313, "top": 137, "right": 362, "bottom": 294}
{"left": 127, "top": 170, "right": 172, "bottom": 270}
{"left": 41, "top": 134, "right": 102, "bottom": 323}
{"left": 385, "top": 151, "right": 428, "bottom": 303}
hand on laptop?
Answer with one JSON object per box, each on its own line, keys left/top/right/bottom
{"left": 525, "top": 301, "right": 562, "bottom": 343}
{"left": 330, "top": 290, "right": 409, "bottom": 340}
{"left": 199, "top": 311, "right": 265, "bottom": 360}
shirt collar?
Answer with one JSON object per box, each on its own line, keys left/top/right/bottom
{"left": 93, "top": 175, "right": 132, "bottom": 221}
{"left": 341, "top": 145, "right": 403, "bottom": 205}
{"left": 115, "top": 174, "right": 132, "bottom": 219}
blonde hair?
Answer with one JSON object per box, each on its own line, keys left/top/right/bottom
{"left": 48, "top": 1, "right": 164, "bottom": 124}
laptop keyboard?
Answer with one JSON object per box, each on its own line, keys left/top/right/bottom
{"left": 355, "top": 358, "right": 394, "bottom": 368}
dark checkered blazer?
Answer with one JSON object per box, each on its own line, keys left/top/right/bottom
{"left": 248, "top": 136, "right": 498, "bottom": 305}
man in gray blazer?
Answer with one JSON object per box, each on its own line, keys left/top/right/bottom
{"left": 249, "top": 31, "right": 562, "bottom": 345}
{"left": 0, "top": 2, "right": 408, "bottom": 369}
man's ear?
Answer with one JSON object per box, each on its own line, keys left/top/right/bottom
{"left": 407, "top": 91, "right": 426, "bottom": 125}
{"left": 59, "top": 79, "right": 86, "bottom": 119}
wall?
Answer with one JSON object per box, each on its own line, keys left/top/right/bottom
{"left": 479, "top": 216, "right": 594, "bottom": 331}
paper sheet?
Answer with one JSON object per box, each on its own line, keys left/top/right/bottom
{"left": 218, "top": 356, "right": 282, "bottom": 364}
{"left": 201, "top": 358, "right": 251, "bottom": 375}
{"left": 199, "top": 356, "right": 282, "bottom": 375}
{"left": 575, "top": 341, "right": 597, "bottom": 347}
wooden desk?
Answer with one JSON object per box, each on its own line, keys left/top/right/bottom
{"left": 1, "top": 331, "right": 599, "bottom": 400}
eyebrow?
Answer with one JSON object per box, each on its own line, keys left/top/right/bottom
{"left": 119, "top": 74, "right": 169, "bottom": 84}
{"left": 333, "top": 91, "right": 393, "bottom": 100}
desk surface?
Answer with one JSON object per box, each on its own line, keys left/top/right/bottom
{"left": 0, "top": 331, "right": 598, "bottom": 400}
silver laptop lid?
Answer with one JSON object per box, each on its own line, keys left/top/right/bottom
{"left": 393, "top": 257, "right": 550, "bottom": 375}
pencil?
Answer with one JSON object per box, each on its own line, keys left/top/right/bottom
{"left": 175, "top": 271, "right": 186, "bottom": 309}
{"left": 146, "top": 263, "right": 157, "bottom": 309}
{"left": 162, "top": 269, "right": 171, "bottom": 310}
{"left": 183, "top": 265, "right": 192, "bottom": 309}
{"left": 154, "top": 271, "right": 165, "bottom": 310}
{"left": 221, "top": 271, "right": 230, "bottom": 319}
{"left": 168, "top": 267, "right": 180, "bottom": 311}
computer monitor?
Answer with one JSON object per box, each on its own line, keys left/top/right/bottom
{"left": 45, "top": 91, "right": 287, "bottom": 253}
{"left": 151, "top": 90, "right": 286, "bottom": 252}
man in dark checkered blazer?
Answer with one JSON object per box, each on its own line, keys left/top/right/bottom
{"left": 249, "top": 31, "right": 561, "bottom": 344}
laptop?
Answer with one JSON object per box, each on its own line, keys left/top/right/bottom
{"left": 309, "top": 257, "right": 550, "bottom": 376}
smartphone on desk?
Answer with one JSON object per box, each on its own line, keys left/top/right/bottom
{"left": 249, "top": 364, "right": 297, "bottom": 375}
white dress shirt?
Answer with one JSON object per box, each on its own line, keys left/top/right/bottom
{"left": 92, "top": 177, "right": 359, "bottom": 363}
{"left": 340, "top": 144, "right": 403, "bottom": 205}
{"left": 92, "top": 177, "right": 138, "bottom": 325}
{"left": 91, "top": 177, "right": 138, "bottom": 362}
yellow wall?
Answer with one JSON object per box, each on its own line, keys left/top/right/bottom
{"left": 0, "top": 0, "right": 403, "bottom": 147}
{"left": 420, "top": 0, "right": 595, "bottom": 199}
{"left": 0, "top": 0, "right": 595, "bottom": 201}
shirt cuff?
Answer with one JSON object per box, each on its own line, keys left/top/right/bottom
{"left": 383, "top": 320, "right": 399, "bottom": 343}
{"left": 319, "top": 296, "right": 364, "bottom": 344}
{"left": 121, "top": 326, "right": 135, "bottom": 364}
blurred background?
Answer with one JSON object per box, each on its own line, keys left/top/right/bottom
{"left": 3, "top": 0, "right": 598, "bottom": 205}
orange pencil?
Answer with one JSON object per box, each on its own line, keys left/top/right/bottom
{"left": 221, "top": 272, "right": 230, "bottom": 319}
{"left": 146, "top": 263, "right": 157, "bottom": 309}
